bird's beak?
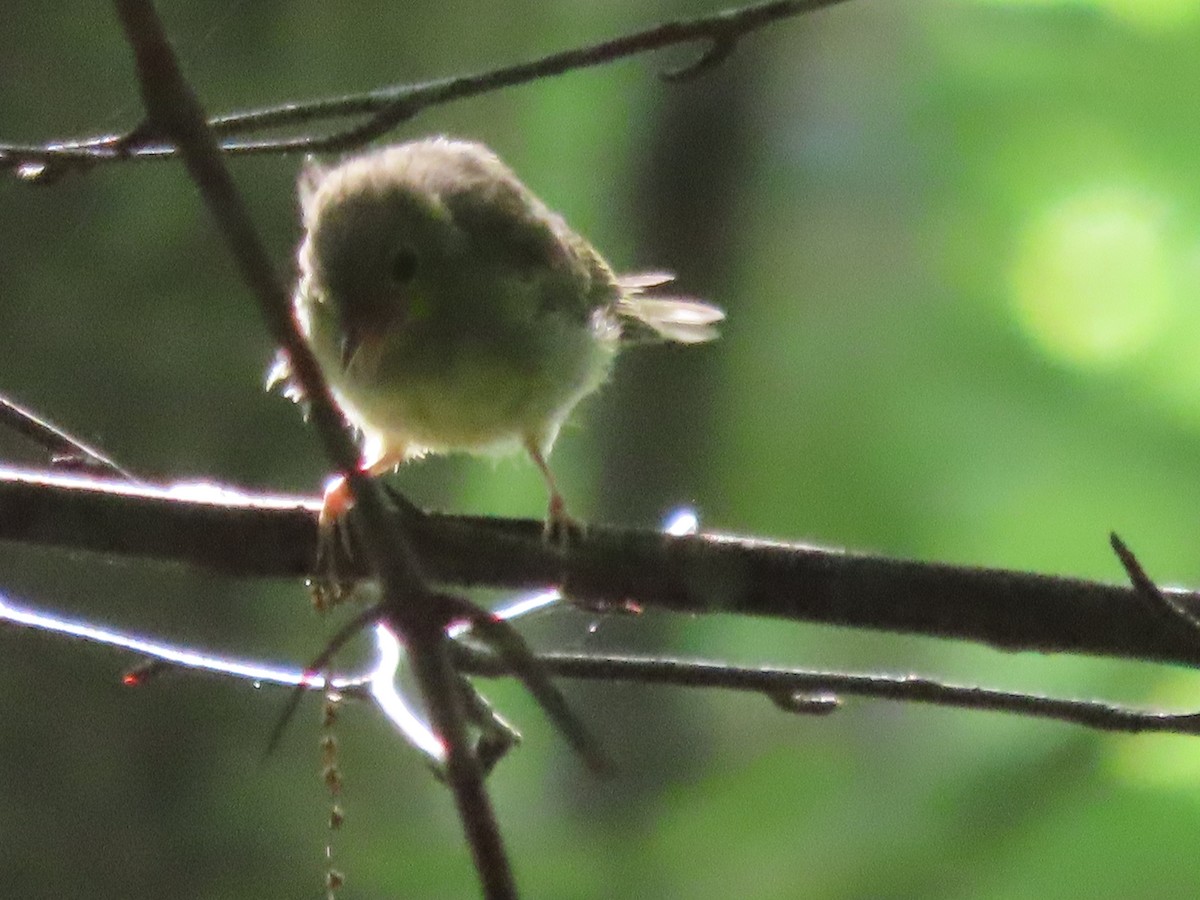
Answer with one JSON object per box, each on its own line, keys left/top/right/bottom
{"left": 340, "top": 325, "right": 387, "bottom": 373}
{"left": 339, "top": 325, "right": 365, "bottom": 370}
{"left": 339, "top": 311, "right": 403, "bottom": 374}
{"left": 339, "top": 297, "right": 410, "bottom": 372}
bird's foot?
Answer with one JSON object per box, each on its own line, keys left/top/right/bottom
{"left": 543, "top": 491, "right": 584, "bottom": 547}
{"left": 308, "top": 474, "right": 360, "bottom": 612}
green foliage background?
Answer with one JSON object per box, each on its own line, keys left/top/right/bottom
{"left": 4, "top": 0, "right": 1200, "bottom": 896}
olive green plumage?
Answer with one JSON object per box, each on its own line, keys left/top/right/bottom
{"left": 270, "top": 137, "right": 722, "bottom": 519}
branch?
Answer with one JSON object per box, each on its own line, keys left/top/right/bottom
{"left": 9, "top": 582, "right": 1200, "bottom": 764}
{"left": 4, "top": 466, "right": 1200, "bottom": 671}
{"left": 1, "top": 0, "right": 848, "bottom": 180}
{"left": 0, "top": 394, "right": 139, "bottom": 480}
{"left": 455, "top": 647, "right": 1200, "bottom": 738}
{"left": 109, "top": 3, "right": 516, "bottom": 895}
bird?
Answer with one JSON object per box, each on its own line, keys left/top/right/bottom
{"left": 269, "top": 136, "right": 723, "bottom": 560}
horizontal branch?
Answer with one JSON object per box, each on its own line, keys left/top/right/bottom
{"left": 0, "top": 0, "right": 848, "bottom": 179}
{"left": 2, "top": 466, "right": 1199, "bottom": 670}
{"left": 19, "top": 580, "right": 1196, "bottom": 758}
{"left": 456, "top": 647, "right": 1200, "bottom": 738}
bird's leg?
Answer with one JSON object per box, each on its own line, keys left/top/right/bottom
{"left": 523, "top": 438, "right": 581, "bottom": 543}
{"left": 311, "top": 474, "right": 353, "bottom": 611}
{"left": 311, "top": 448, "right": 407, "bottom": 611}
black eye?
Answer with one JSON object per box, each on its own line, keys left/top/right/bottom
{"left": 390, "top": 247, "right": 418, "bottom": 284}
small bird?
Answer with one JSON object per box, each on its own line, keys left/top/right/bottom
{"left": 270, "top": 136, "right": 723, "bottom": 545}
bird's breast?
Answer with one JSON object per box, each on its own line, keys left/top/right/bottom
{"left": 328, "top": 310, "right": 618, "bottom": 456}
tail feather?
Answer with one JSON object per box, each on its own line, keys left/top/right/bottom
{"left": 615, "top": 272, "right": 724, "bottom": 344}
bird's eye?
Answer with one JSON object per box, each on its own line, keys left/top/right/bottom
{"left": 390, "top": 247, "right": 418, "bottom": 284}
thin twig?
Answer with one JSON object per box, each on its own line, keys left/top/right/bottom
{"left": 1, "top": 0, "right": 848, "bottom": 178}
{"left": 0, "top": 393, "right": 138, "bottom": 480}
{"left": 443, "top": 592, "right": 613, "bottom": 774}
{"left": 12, "top": 577, "right": 1197, "bottom": 756}
{"left": 265, "top": 602, "right": 384, "bottom": 757}
{"left": 1111, "top": 532, "right": 1200, "bottom": 641}
{"left": 456, "top": 646, "right": 1200, "bottom": 737}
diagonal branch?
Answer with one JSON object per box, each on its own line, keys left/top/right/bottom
{"left": 1, "top": 0, "right": 849, "bottom": 179}
{"left": 0, "top": 394, "right": 139, "bottom": 480}
{"left": 108, "top": 3, "right": 517, "bottom": 896}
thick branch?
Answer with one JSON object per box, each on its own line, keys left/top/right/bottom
{"left": 3, "top": 466, "right": 1199, "bottom": 671}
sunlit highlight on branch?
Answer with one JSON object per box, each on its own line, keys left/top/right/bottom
{"left": 0, "top": 591, "right": 326, "bottom": 688}
{"left": 0, "top": 506, "right": 700, "bottom": 763}
{"left": 368, "top": 507, "right": 701, "bottom": 762}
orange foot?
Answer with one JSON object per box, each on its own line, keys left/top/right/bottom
{"left": 544, "top": 488, "right": 583, "bottom": 546}
{"left": 310, "top": 473, "right": 357, "bottom": 612}
{"left": 310, "top": 450, "right": 408, "bottom": 611}
{"left": 524, "top": 437, "right": 584, "bottom": 546}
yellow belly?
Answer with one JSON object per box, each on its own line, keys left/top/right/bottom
{"left": 323, "top": 314, "right": 618, "bottom": 462}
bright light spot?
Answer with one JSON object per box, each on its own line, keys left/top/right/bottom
{"left": 1100, "top": 0, "right": 1200, "bottom": 30}
{"left": 965, "top": 0, "right": 1200, "bottom": 31}
{"left": 0, "top": 506, "right": 706, "bottom": 766}
{"left": 1010, "top": 186, "right": 1175, "bottom": 369}
{"left": 16, "top": 162, "right": 47, "bottom": 181}
{"left": 664, "top": 507, "right": 700, "bottom": 536}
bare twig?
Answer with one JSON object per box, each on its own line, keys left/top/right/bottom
{"left": 455, "top": 646, "right": 1200, "bottom": 738}
{"left": 18, "top": 567, "right": 1198, "bottom": 753}
{"left": 1111, "top": 532, "right": 1200, "bottom": 642}
{"left": 1, "top": 0, "right": 848, "bottom": 179}
{"left": 11, "top": 577, "right": 1199, "bottom": 759}
{"left": 443, "top": 592, "right": 614, "bottom": 774}
{"left": 265, "top": 602, "right": 385, "bottom": 757}
{"left": 0, "top": 393, "right": 138, "bottom": 480}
